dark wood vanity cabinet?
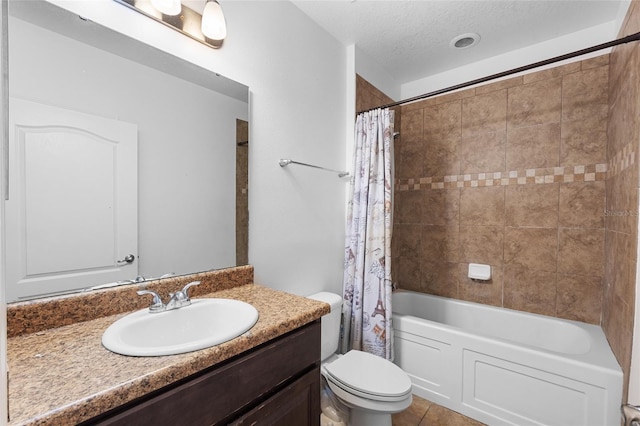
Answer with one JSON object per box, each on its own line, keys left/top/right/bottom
{"left": 86, "top": 320, "right": 321, "bottom": 426}
{"left": 230, "top": 368, "right": 320, "bottom": 425}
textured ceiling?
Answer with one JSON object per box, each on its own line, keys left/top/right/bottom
{"left": 291, "top": 0, "right": 626, "bottom": 84}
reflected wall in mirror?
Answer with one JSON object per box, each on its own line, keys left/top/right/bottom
{"left": 5, "top": 0, "right": 249, "bottom": 302}
{"left": 236, "top": 119, "right": 249, "bottom": 266}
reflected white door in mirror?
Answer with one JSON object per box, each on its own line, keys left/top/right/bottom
{"left": 6, "top": 1, "right": 249, "bottom": 303}
{"left": 5, "top": 98, "right": 138, "bottom": 301}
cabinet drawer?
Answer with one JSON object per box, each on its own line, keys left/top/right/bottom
{"left": 91, "top": 320, "right": 321, "bottom": 426}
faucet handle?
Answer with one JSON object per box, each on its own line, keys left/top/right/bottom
{"left": 180, "top": 281, "right": 201, "bottom": 300}
{"left": 137, "top": 290, "right": 165, "bottom": 312}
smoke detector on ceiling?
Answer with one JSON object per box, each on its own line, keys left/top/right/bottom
{"left": 450, "top": 33, "right": 481, "bottom": 49}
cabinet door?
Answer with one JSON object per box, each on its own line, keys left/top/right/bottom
{"left": 230, "top": 367, "right": 320, "bottom": 426}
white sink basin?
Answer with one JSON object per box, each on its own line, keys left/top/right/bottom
{"left": 102, "top": 298, "right": 259, "bottom": 356}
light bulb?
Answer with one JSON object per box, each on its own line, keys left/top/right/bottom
{"left": 201, "top": 0, "right": 227, "bottom": 41}
{"left": 150, "top": 0, "right": 181, "bottom": 16}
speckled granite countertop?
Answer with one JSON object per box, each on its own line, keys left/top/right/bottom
{"left": 6, "top": 267, "right": 329, "bottom": 425}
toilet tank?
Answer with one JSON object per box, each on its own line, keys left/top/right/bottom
{"left": 307, "top": 292, "right": 343, "bottom": 361}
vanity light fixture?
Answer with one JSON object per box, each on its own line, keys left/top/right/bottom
{"left": 115, "top": 0, "right": 226, "bottom": 48}
{"left": 150, "top": 0, "right": 181, "bottom": 16}
{"left": 201, "top": 0, "right": 227, "bottom": 41}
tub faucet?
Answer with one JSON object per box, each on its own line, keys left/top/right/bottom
{"left": 137, "top": 281, "right": 201, "bottom": 313}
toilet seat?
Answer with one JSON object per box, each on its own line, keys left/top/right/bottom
{"left": 324, "top": 374, "right": 413, "bottom": 415}
{"left": 323, "top": 350, "right": 412, "bottom": 403}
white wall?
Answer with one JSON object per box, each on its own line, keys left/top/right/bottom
{"left": 9, "top": 16, "right": 248, "bottom": 284}
{"left": 47, "top": 0, "right": 348, "bottom": 297}
{"left": 207, "top": 1, "right": 348, "bottom": 296}
{"left": 401, "top": 21, "right": 620, "bottom": 99}
{"left": 224, "top": 3, "right": 348, "bottom": 296}
{"left": 354, "top": 46, "right": 400, "bottom": 102}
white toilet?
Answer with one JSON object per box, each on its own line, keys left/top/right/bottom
{"left": 309, "top": 292, "right": 413, "bottom": 426}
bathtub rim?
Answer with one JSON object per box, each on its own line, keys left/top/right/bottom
{"left": 391, "top": 289, "right": 622, "bottom": 376}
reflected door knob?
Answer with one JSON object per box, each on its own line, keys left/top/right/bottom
{"left": 117, "top": 254, "right": 136, "bottom": 264}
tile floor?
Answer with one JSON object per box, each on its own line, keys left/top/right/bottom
{"left": 392, "top": 395, "right": 486, "bottom": 426}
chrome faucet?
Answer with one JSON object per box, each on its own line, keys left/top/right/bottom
{"left": 137, "top": 281, "right": 201, "bottom": 313}
{"left": 165, "top": 281, "right": 201, "bottom": 310}
{"left": 136, "top": 289, "right": 165, "bottom": 312}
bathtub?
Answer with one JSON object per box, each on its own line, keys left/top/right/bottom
{"left": 392, "top": 290, "right": 623, "bottom": 426}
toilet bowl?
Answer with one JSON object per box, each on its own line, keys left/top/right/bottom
{"left": 309, "top": 292, "right": 413, "bottom": 426}
{"left": 323, "top": 349, "right": 412, "bottom": 425}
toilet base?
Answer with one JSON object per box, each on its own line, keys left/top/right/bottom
{"left": 350, "top": 408, "right": 392, "bottom": 426}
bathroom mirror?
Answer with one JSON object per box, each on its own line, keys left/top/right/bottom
{"left": 5, "top": 0, "right": 249, "bottom": 302}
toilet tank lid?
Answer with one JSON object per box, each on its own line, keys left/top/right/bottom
{"left": 307, "top": 292, "right": 342, "bottom": 311}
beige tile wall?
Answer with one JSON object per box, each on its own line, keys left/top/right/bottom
{"left": 356, "top": 74, "right": 395, "bottom": 113}
{"left": 357, "top": 13, "right": 640, "bottom": 397}
{"left": 604, "top": 0, "right": 640, "bottom": 400}
{"left": 393, "top": 55, "right": 610, "bottom": 325}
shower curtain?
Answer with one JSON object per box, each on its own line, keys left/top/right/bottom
{"left": 342, "top": 108, "right": 394, "bottom": 360}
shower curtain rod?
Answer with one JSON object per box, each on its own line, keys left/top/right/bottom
{"left": 358, "top": 31, "right": 640, "bottom": 114}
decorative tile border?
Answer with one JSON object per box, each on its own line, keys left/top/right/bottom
{"left": 607, "top": 142, "right": 635, "bottom": 179}
{"left": 395, "top": 141, "right": 636, "bottom": 191}
{"left": 396, "top": 164, "right": 607, "bottom": 191}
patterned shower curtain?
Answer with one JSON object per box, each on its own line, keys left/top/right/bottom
{"left": 342, "top": 108, "right": 394, "bottom": 361}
